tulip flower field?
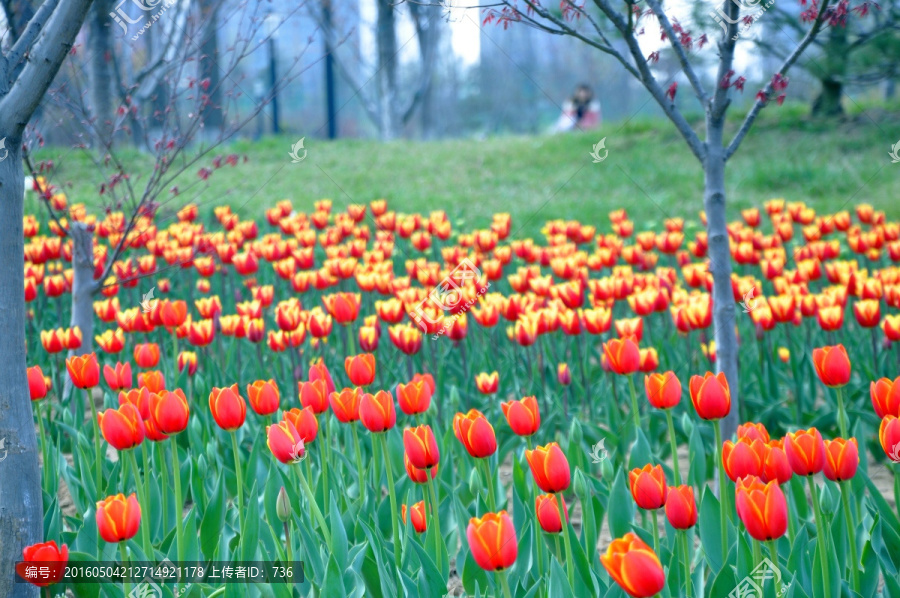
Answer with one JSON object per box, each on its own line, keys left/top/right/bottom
{"left": 16, "top": 188, "right": 900, "bottom": 598}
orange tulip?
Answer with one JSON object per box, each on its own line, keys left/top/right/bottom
{"left": 344, "top": 353, "right": 376, "bottom": 387}
{"left": 453, "top": 409, "right": 498, "bottom": 458}
{"left": 98, "top": 403, "right": 146, "bottom": 450}
{"left": 309, "top": 359, "right": 336, "bottom": 394}
{"left": 812, "top": 344, "right": 851, "bottom": 387}
{"left": 600, "top": 533, "right": 666, "bottom": 598}
{"left": 628, "top": 464, "right": 668, "bottom": 510}
{"left": 603, "top": 336, "right": 640, "bottom": 375}
{"left": 149, "top": 389, "right": 190, "bottom": 435}
{"left": 644, "top": 371, "right": 681, "bottom": 409}
{"left": 103, "top": 362, "right": 132, "bottom": 391}
{"left": 466, "top": 511, "right": 518, "bottom": 571}
{"left": 737, "top": 422, "right": 770, "bottom": 443}
{"left": 298, "top": 379, "right": 330, "bottom": 414}
{"left": 95, "top": 328, "right": 125, "bottom": 353}
{"left": 322, "top": 292, "right": 361, "bottom": 324}
{"left": 871, "top": 377, "right": 900, "bottom": 418}
{"left": 735, "top": 476, "right": 788, "bottom": 542}
{"left": 133, "top": 343, "right": 160, "bottom": 368}
{"left": 763, "top": 440, "right": 793, "bottom": 484}
{"left": 137, "top": 370, "right": 166, "bottom": 393}
{"left": 823, "top": 438, "right": 859, "bottom": 482}
{"left": 209, "top": 384, "right": 247, "bottom": 431}
{"left": 525, "top": 442, "right": 570, "bottom": 493}
{"left": 247, "top": 379, "right": 280, "bottom": 416}
{"left": 159, "top": 299, "right": 188, "bottom": 328}
{"left": 66, "top": 352, "right": 100, "bottom": 389}
{"left": 501, "top": 396, "right": 541, "bottom": 437}
{"left": 359, "top": 390, "right": 396, "bottom": 432}
{"left": 535, "top": 493, "right": 568, "bottom": 533}
{"left": 664, "top": 485, "right": 697, "bottom": 529}
{"left": 282, "top": 407, "right": 319, "bottom": 442}
{"left": 689, "top": 372, "right": 731, "bottom": 420}
{"left": 329, "top": 387, "right": 362, "bottom": 423}
{"left": 96, "top": 493, "right": 141, "bottom": 543}
{"left": 401, "top": 501, "right": 428, "bottom": 533}
{"left": 16, "top": 541, "right": 68, "bottom": 587}
{"left": 396, "top": 378, "right": 432, "bottom": 415}
{"left": 785, "top": 428, "right": 826, "bottom": 476}
{"left": 722, "top": 437, "right": 767, "bottom": 482}
{"left": 403, "top": 425, "right": 440, "bottom": 469}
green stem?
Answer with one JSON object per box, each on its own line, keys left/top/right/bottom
{"left": 808, "top": 476, "right": 831, "bottom": 594}
{"left": 295, "top": 465, "right": 332, "bottom": 544}
{"left": 665, "top": 409, "right": 682, "bottom": 485}
{"left": 650, "top": 508, "right": 660, "bottom": 557}
{"left": 351, "top": 423, "right": 366, "bottom": 501}
{"left": 835, "top": 386, "right": 848, "bottom": 439}
{"left": 284, "top": 520, "right": 294, "bottom": 564}
{"left": 767, "top": 540, "right": 784, "bottom": 597}
{"left": 87, "top": 389, "right": 102, "bottom": 494}
{"left": 526, "top": 437, "right": 545, "bottom": 588}
{"left": 127, "top": 450, "right": 153, "bottom": 557}
{"left": 428, "top": 475, "right": 443, "bottom": 571}
{"left": 497, "top": 569, "right": 513, "bottom": 598}
{"left": 680, "top": 530, "right": 692, "bottom": 598}
{"left": 480, "top": 458, "right": 496, "bottom": 511}
{"left": 626, "top": 374, "right": 641, "bottom": 434}
{"left": 230, "top": 431, "right": 246, "bottom": 539}
{"left": 36, "top": 404, "right": 48, "bottom": 488}
{"left": 840, "top": 481, "right": 860, "bottom": 594}
{"left": 379, "top": 434, "right": 402, "bottom": 570}
{"left": 713, "top": 422, "right": 729, "bottom": 558}
{"left": 556, "top": 492, "right": 575, "bottom": 590}
{"left": 120, "top": 542, "right": 130, "bottom": 598}
{"left": 170, "top": 439, "right": 185, "bottom": 565}
{"left": 156, "top": 442, "right": 169, "bottom": 533}
{"left": 554, "top": 534, "right": 562, "bottom": 562}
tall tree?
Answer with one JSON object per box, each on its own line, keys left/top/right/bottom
{"left": 486, "top": 0, "right": 848, "bottom": 439}
{"left": 0, "top": 5, "right": 97, "bottom": 596}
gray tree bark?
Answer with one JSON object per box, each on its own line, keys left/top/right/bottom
{"left": 0, "top": 1, "right": 96, "bottom": 594}
{"left": 88, "top": 0, "right": 114, "bottom": 142}
{"left": 811, "top": 26, "right": 848, "bottom": 117}
{"left": 197, "top": 0, "right": 224, "bottom": 131}
{"left": 64, "top": 223, "right": 96, "bottom": 404}
{"left": 375, "top": 0, "right": 399, "bottom": 139}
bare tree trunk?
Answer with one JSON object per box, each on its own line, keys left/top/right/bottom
{"left": 704, "top": 120, "right": 740, "bottom": 442}
{"left": 88, "top": 0, "right": 114, "bottom": 142}
{"left": 375, "top": 0, "right": 398, "bottom": 139}
{"left": 197, "top": 0, "right": 224, "bottom": 132}
{"left": 0, "top": 0, "right": 35, "bottom": 38}
{"left": 811, "top": 26, "right": 848, "bottom": 117}
{"left": 0, "top": 137, "right": 42, "bottom": 598}
{"left": 64, "top": 222, "right": 96, "bottom": 404}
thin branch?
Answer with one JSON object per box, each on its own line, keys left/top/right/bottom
{"left": 644, "top": 0, "right": 709, "bottom": 107}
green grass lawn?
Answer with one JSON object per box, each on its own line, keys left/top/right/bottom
{"left": 33, "top": 104, "right": 899, "bottom": 239}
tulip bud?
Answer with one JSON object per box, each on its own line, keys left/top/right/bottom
{"left": 276, "top": 486, "right": 291, "bottom": 522}
{"left": 600, "top": 456, "right": 614, "bottom": 481}
{"left": 468, "top": 468, "right": 482, "bottom": 496}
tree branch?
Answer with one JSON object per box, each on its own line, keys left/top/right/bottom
{"left": 644, "top": 0, "right": 709, "bottom": 107}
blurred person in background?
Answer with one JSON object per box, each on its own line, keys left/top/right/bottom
{"left": 552, "top": 83, "right": 601, "bottom": 132}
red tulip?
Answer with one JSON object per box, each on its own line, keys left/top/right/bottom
{"left": 879, "top": 415, "right": 900, "bottom": 462}
{"left": 247, "top": 379, "right": 280, "bottom": 416}
{"left": 103, "top": 362, "right": 132, "bottom": 391}
{"left": 345, "top": 353, "right": 376, "bottom": 387}
{"left": 16, "top": 540, "right": 68, "bottom": 587}
{"left": 309, "top": 359, "right": 336, "bottom": 394}
{"left": 138, "top": 370, "right": 166, "bottom": 393}
{"left": 763, "top": 440, "right": 794, "bottom": 484}
{"left": 466, "top": 511, "right": 518, "bottom": 571}
{"left": 98, "top": 403, "right": 146, "bottom": 450}
{"left": 664, "top": 485, "right": 697, "bottom": 529}
{"left": 722, "top": 437, "right": 767, "bottom": 482}
{"left": 689, "top": 371, "right": 731, "bottom": 420}
{"left": 149, "top": 389, "right": 189, "bottom": 435}
{"left": 267, "top": 420, "right": 305, "bottom": 464}
{"left": 475, "top": 371, "right": 499, "bottom": 394}
{"left": 209, "top": 384, "right": 247, "bottom": 431}
{"left": 603, "top": 336, "right": 641, "bottom": 375}
{"left": 118, "top": 387, "right": 151, "bottom": 419}
{"left": 96, "top": 493, "right": 141, "bottom": 543}
{"left": 283, "top": 407, "right": 319, "bottom": 442}
{"left": 453, "top": 409, "right": 498, "bottom": 458}
{"left": 501, "top": 396, "right": 541, "bottom": 437}
{"left": 27, "top": 365, "right": 48, "bottom": 400}
{"left": 403, "top": 425, "right": 440, "bottom": 469}
{"left": 525, "top": 442, "right": 571, "bottom": 493}
{"left": 644, "top": 371, "right": 681, "bottom": 409}
{"left": 870, "top": 377, "right": 900, "bottom": 419}
{"left": 402, "top": 501, "right": 428, "bottom": 533}
{"left": 359, "top": 389, "right": 396, "bottom": 432}
{"left": 329, "top": 387, "right": 362, "bottom": 423}
{"left": 404, "top": 453, "right": 438, "bottom": 483}
{"left": 600, "top": 533, "right": 666, "bottom": 598}
{"left": 66, "top": 352, "right": 100, "bottom": 389}
{"left": 823, "top": 438, "right": 859, "bottom": 482}
{"left": 535, "top": 493, "right": 568, "bottom": 533}
{"left": 628, "top": 464, "right": 668, "bottom": 510}
{"left": 812, "top": 344, "right": 851, "bottom": 388}
{"left": 396, "top": 378, "right": 432, "bottom": 415}
{"left": 735, "top": 476, "right": 789, "bottom": 542}
{"left": 133, "top": 343, "right": 160, "bottom": 368}
{"left": 784, "top": 428, "right": 826, "bottom": 476}
{"left": 298, "top": 379, "right": 330, "bottom": 414}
